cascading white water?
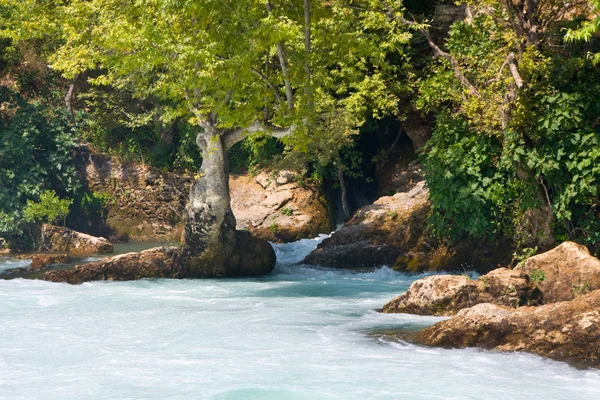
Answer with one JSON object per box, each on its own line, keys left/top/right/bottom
{"left": 1, "top": 237, "right": 599, "bottom": 399}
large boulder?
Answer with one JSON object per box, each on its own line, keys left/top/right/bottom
{"left": 230, "top": 171, "right": 332, "bottom": 242}
{"left": 39, "top": 224, "right": 113, "bottom": 255}
{"left": 516, "top": 241, "right": 600, "bottom": 302}
{"left": 382, "top": 241, "right": 600, "bottom": 316}
{"left": 304, "top": 182, "right": 430, "bottom": 269}
{"left": 412, "top": 290, "right": 600, "bottom": 368}
{"left": 382, "top": 268, "right": 541, "bottom": 316}
{"left": 304, "top": 182, "right": 511, "bottom": 272}
{"left": 43, "top": 231, "right": 276, "bottom": 284}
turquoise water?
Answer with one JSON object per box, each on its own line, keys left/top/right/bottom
{"left": 0, "top": 236, "right": 599, "bottom": 399}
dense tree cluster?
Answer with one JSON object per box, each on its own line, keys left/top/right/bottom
{"left": 0, "top": 1, "right": 598, "bottom": 256}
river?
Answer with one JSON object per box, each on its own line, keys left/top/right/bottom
{"left": 1, "top": 236, "right": 599, "bottom": 399}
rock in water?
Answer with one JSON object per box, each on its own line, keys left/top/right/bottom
{"left": 412, "top": 290, "right": 600, "bottom": 368}
{"left": 29, "top": 254, "right": 70, "bottom": 270}
{"left": 382, "top": 241, "right": 600, "bottom": 316}
{"left": 42, "top": 231, "right": 276, "bottom": 284}
{"left": 303, "top": 181, "right": 511, "bottom": 272}
{"left": 39, "top": 224, "right": 113, "bottom": 255}
{"left": 44, "top": 247, "right": 179, "bottom": 284}
{"left": 381, "top": 268, "right": 540, "bottom": 316}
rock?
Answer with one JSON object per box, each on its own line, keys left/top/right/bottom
{"left": 402, "top": 112, "right": 433, "bottom": 149}
{"left": 29, "top": 254, "right": 69, "bottom": 270}
{"left": 382, "top": 268, "right": 541, "bottom": 316}
{"left": 230, "top": 171, "right": 332, "bottom": 243}
{"left": 412, "top": 290, "right": 600, "bottom": 368}
{"left": 43, "top": 231, "right": 276, "bottom": 284}
{"left": 516, "top": 241, "right": 600, "bottom": 302}
{"left": 304, "top": 182, "right": 429, "bottom": 268}
{"left": 375, "top": 140, "right": 424, "bottom": 197}
{"left": 39, "top": 224, "right": 113, "bottom": 255}
{"left": 235, "top": 230, "right": 277, "bottom": 276}
{"left": 304, "top": 182, "right": 511, "bottom": 272}
{"left": 71, "top": 148, "right": 332, "bottom": 243}
{"left": 44, "top": 247, "right": 179, "bottom": 284}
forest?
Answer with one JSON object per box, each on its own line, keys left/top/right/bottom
{"left": 1, "top": 0, "right": 599, "bottom": 260}
{"left": 3, "top": 1, "right": 600, "bottom": 394}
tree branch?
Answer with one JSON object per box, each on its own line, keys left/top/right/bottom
{"left": 267, "top": 1, "right": 294, "bottom": 110}
{"left": 507, "top": 52, "right": 524, "bottom": 89}
{"left": 184, "top": 91, "right": 211, "bottom": 130}
{"left": 251, "top": 67, "right": 283, "bottom": 105}
{"left": 223, "top": 121, "right": 295, "bottom": 150}
{"left": 419, "top": 27, "right": 480, "bottom": 96}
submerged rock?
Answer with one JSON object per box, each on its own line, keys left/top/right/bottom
{"left": 382, "top": 268, "right": 540, "bottom": 316}
{"left": 39, "top": 224, "right": 113, "bottom": 255}
{"left": 42, "top": 231, "right": 276, "bottom": 284}
{"left": 303, "top": 181, "right": 511, "bottom": 272}
{"left": 411, "top": 290, "right": 600, "bottom": 368}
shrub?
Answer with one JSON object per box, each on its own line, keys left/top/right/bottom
{"left": 23, "top": 190, "right": 72, "bottom": 226}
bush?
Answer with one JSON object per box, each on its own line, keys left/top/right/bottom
{"left": 23, "top": 190, "right": 72, "bottom": 226}
{"left": 0, "top": 87, "right": 79, "bottom": 234}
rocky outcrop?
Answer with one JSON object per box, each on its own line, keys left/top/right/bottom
{"left": 304, "top": 182, "right": 429, "bottom": 269}
{"left": 71, "top": 148, "right": 331, "bottom": 243}
{"left": 71, "top": 147, "right": 191, "bottom": 242}
{"left": 516, "top": 241, "right": 600, "bottom": 302}
{"left": 230, "top": 171, "right": 332, "bottom": 242}
{"left": 39, "top": 224, "right": 113, "bottom": 255}
{"left": 43, "top": 231, "right": 276, "bottom": 284}
{"left": 382, "top": 268, "right": 541, "bottom": 316}
{"left": 44, "top": 247, "right": 180, "bottom": 284}
{"left": 412, "top": 290, "right": 600, "bottom": 368}
{"left": 375, "top": 142, "right": 424, "bottom": 197}
{"left": 382, "top": 241, "right": 600, "bottom": 316}
{"left": 304, "top": 182, "right": 511, "bottom": 272}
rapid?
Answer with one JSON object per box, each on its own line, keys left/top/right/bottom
{"left": 1, "top": 236, "right": 599, "bottom": 399}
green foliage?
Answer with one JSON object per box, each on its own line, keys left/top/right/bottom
{"left": 281, "top": 207, "right": 293, "bottom": 216}
{"left": 423, "top": 115, "right": 534, "bottom": 239}
{"left": 564, "top": 0, "right": 600, "bottom": 65}
{"left": 572, "top": 281, "right": 591, "bottom": 298}
{"left": 0, "top": 87, "right": 79, "bottom": 234}
{"left": 23, "top": 190, "right": 72, "bottom": 226}
{"left": 79, "top": 191, "right": 111, "bottom": 211}
{"left": 513, "top": 247, "right": 538, "bottom": 266}
{"left": 529, "top": 269, "right": 546, "bottom": 284}
{"left": 269, "top": 222, "right": 278, "bottom": 235}
{"left": 418, "top": 2, "right": 600, "bottom": 253}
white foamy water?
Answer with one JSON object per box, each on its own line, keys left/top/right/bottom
{"left": 1, "top": 236, "right": 599, "bottom": 399}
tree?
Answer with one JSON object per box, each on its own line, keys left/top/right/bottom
{"left": 565, "top": 0, "right": 600, "bottom": 64}
{"left": 414, "top": 1, "right": 600, "bottom": 253}
{"left": 5, "top": 0, "right": 410, "bottom": 274}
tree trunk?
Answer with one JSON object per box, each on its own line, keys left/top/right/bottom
{"left": 65, "top": 75, "right": 80, "bottom": 116}
{"left": 183, "top": 129, "right": 239, "bottom": 276}
{"left": 183, "top": 127, "right": 276, "bottom": 277}
{"left": 303, "top": 0, "right": 312, "bottom": 109}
